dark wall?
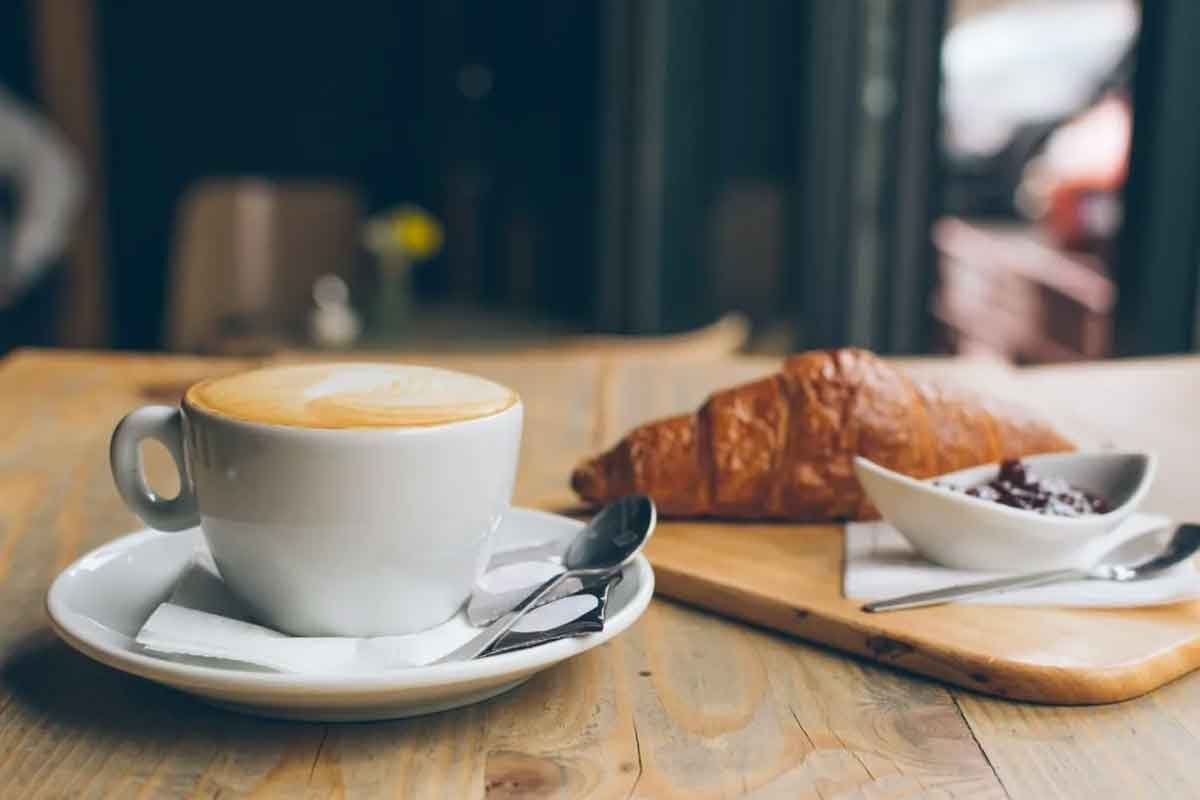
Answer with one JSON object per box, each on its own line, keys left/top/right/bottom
{"left": 1118, "top": 0, "right": 1200, "bottom": 354}
{"left": 0, "top": 3, "right": 34, "bottom": 103}
{"left": 100, "top": 1, "right": 599, "bottom": 349}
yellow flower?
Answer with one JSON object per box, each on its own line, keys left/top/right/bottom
{"left": 364, "top": 205, "right": 444, "bottom": 261}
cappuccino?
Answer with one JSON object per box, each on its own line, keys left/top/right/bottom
{"left": 113, "top": 361, "right": 523, "bottom": 635}
{"left": 186, "top": 363, "right": 518, "bottom": 429}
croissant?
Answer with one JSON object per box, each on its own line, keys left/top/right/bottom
{"left": 571, "top": 348, "right": 1074, "bottom": 520}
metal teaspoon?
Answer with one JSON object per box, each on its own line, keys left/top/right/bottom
{"left": 435, "top": 494, "right": 656, "bottom": 663}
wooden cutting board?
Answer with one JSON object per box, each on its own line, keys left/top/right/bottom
{"left": 645, "top": 520, "right": 1200, "bottom": 705}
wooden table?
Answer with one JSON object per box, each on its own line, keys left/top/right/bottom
{"left": 1, "top": 349, "right": 1198, "bottom": 798}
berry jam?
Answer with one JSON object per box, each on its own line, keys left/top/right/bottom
{"left": 943, "top": 459, "right": 1110, "bottom": 517}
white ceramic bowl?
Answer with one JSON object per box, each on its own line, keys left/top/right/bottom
{"left": 854, "top": 452, "right": 1157, "bottom": 570}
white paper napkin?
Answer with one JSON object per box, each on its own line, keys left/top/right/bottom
{"left": 844, "top": 512, "right": 1200, "bottom": 607}
{"left": 468, "top": 561, "right": 581, "bottom": 626}
{"left": 135, "top": 548, "right": 602, "bottom": 674}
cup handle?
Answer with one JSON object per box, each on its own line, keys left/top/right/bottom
{"left": 110, "top": 405, "right": 199, "bottom": 531}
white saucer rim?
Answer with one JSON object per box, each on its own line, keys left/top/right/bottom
{"left": 46, "top": 506, "right": 655, "bottom": 695}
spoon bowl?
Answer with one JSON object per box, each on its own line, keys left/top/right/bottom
{"left": 563, "top": 494, "right": 657, "bottom": 574}
{"left": 1092, "top": 524, "right": 1200, "bottom": 581}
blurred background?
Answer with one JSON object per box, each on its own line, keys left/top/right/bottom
{"left": 0, "top": 0, "right": 1194, "bottom": 362}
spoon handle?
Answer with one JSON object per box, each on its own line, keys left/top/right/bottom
{"left": 434, "top": 572, "right": 573, "bottom": 663}
{"left": 862, "top": 567, "right": 1088, "bottom": 613}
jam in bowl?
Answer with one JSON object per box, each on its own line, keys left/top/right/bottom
{"left": 937, "top": 458, "right": 1110, "bottom": 517}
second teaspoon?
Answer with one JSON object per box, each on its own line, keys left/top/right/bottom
{"left": 863, "top": 523, "right": 1200, "bottom": 613}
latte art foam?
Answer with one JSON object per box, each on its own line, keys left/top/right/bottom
{"left": 185, "top": 363, "right": 518, "bottom": 429}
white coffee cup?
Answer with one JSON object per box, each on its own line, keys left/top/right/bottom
{"left": 110, "top": 365, "right": 523, "bottom": 637}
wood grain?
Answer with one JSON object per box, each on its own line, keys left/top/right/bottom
{"left": 620, "top": 601, "right": 1005, "bottom": 798}
{"left": 955, "top": 688, "right": 1200, "bottom": 799}
{"left": 645, "top": 521, "right": 1200, "bottom": 704}
{"left": 0, "top": 348, "right": 1198, "bottom": 798}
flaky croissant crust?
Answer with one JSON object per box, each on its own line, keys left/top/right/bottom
{"left": 571, "top": 349, "right": 1073, "bottom": 520}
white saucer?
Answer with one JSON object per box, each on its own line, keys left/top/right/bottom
{"left": 46, "top": 507, "right": 654, "bottom": 721}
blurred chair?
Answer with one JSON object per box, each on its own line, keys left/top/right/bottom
{"left": 165, "top": 178, "right": 363, "bottom": 352}
{"left": 932, "top": 217, "right": 1115, "bottom": 362}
